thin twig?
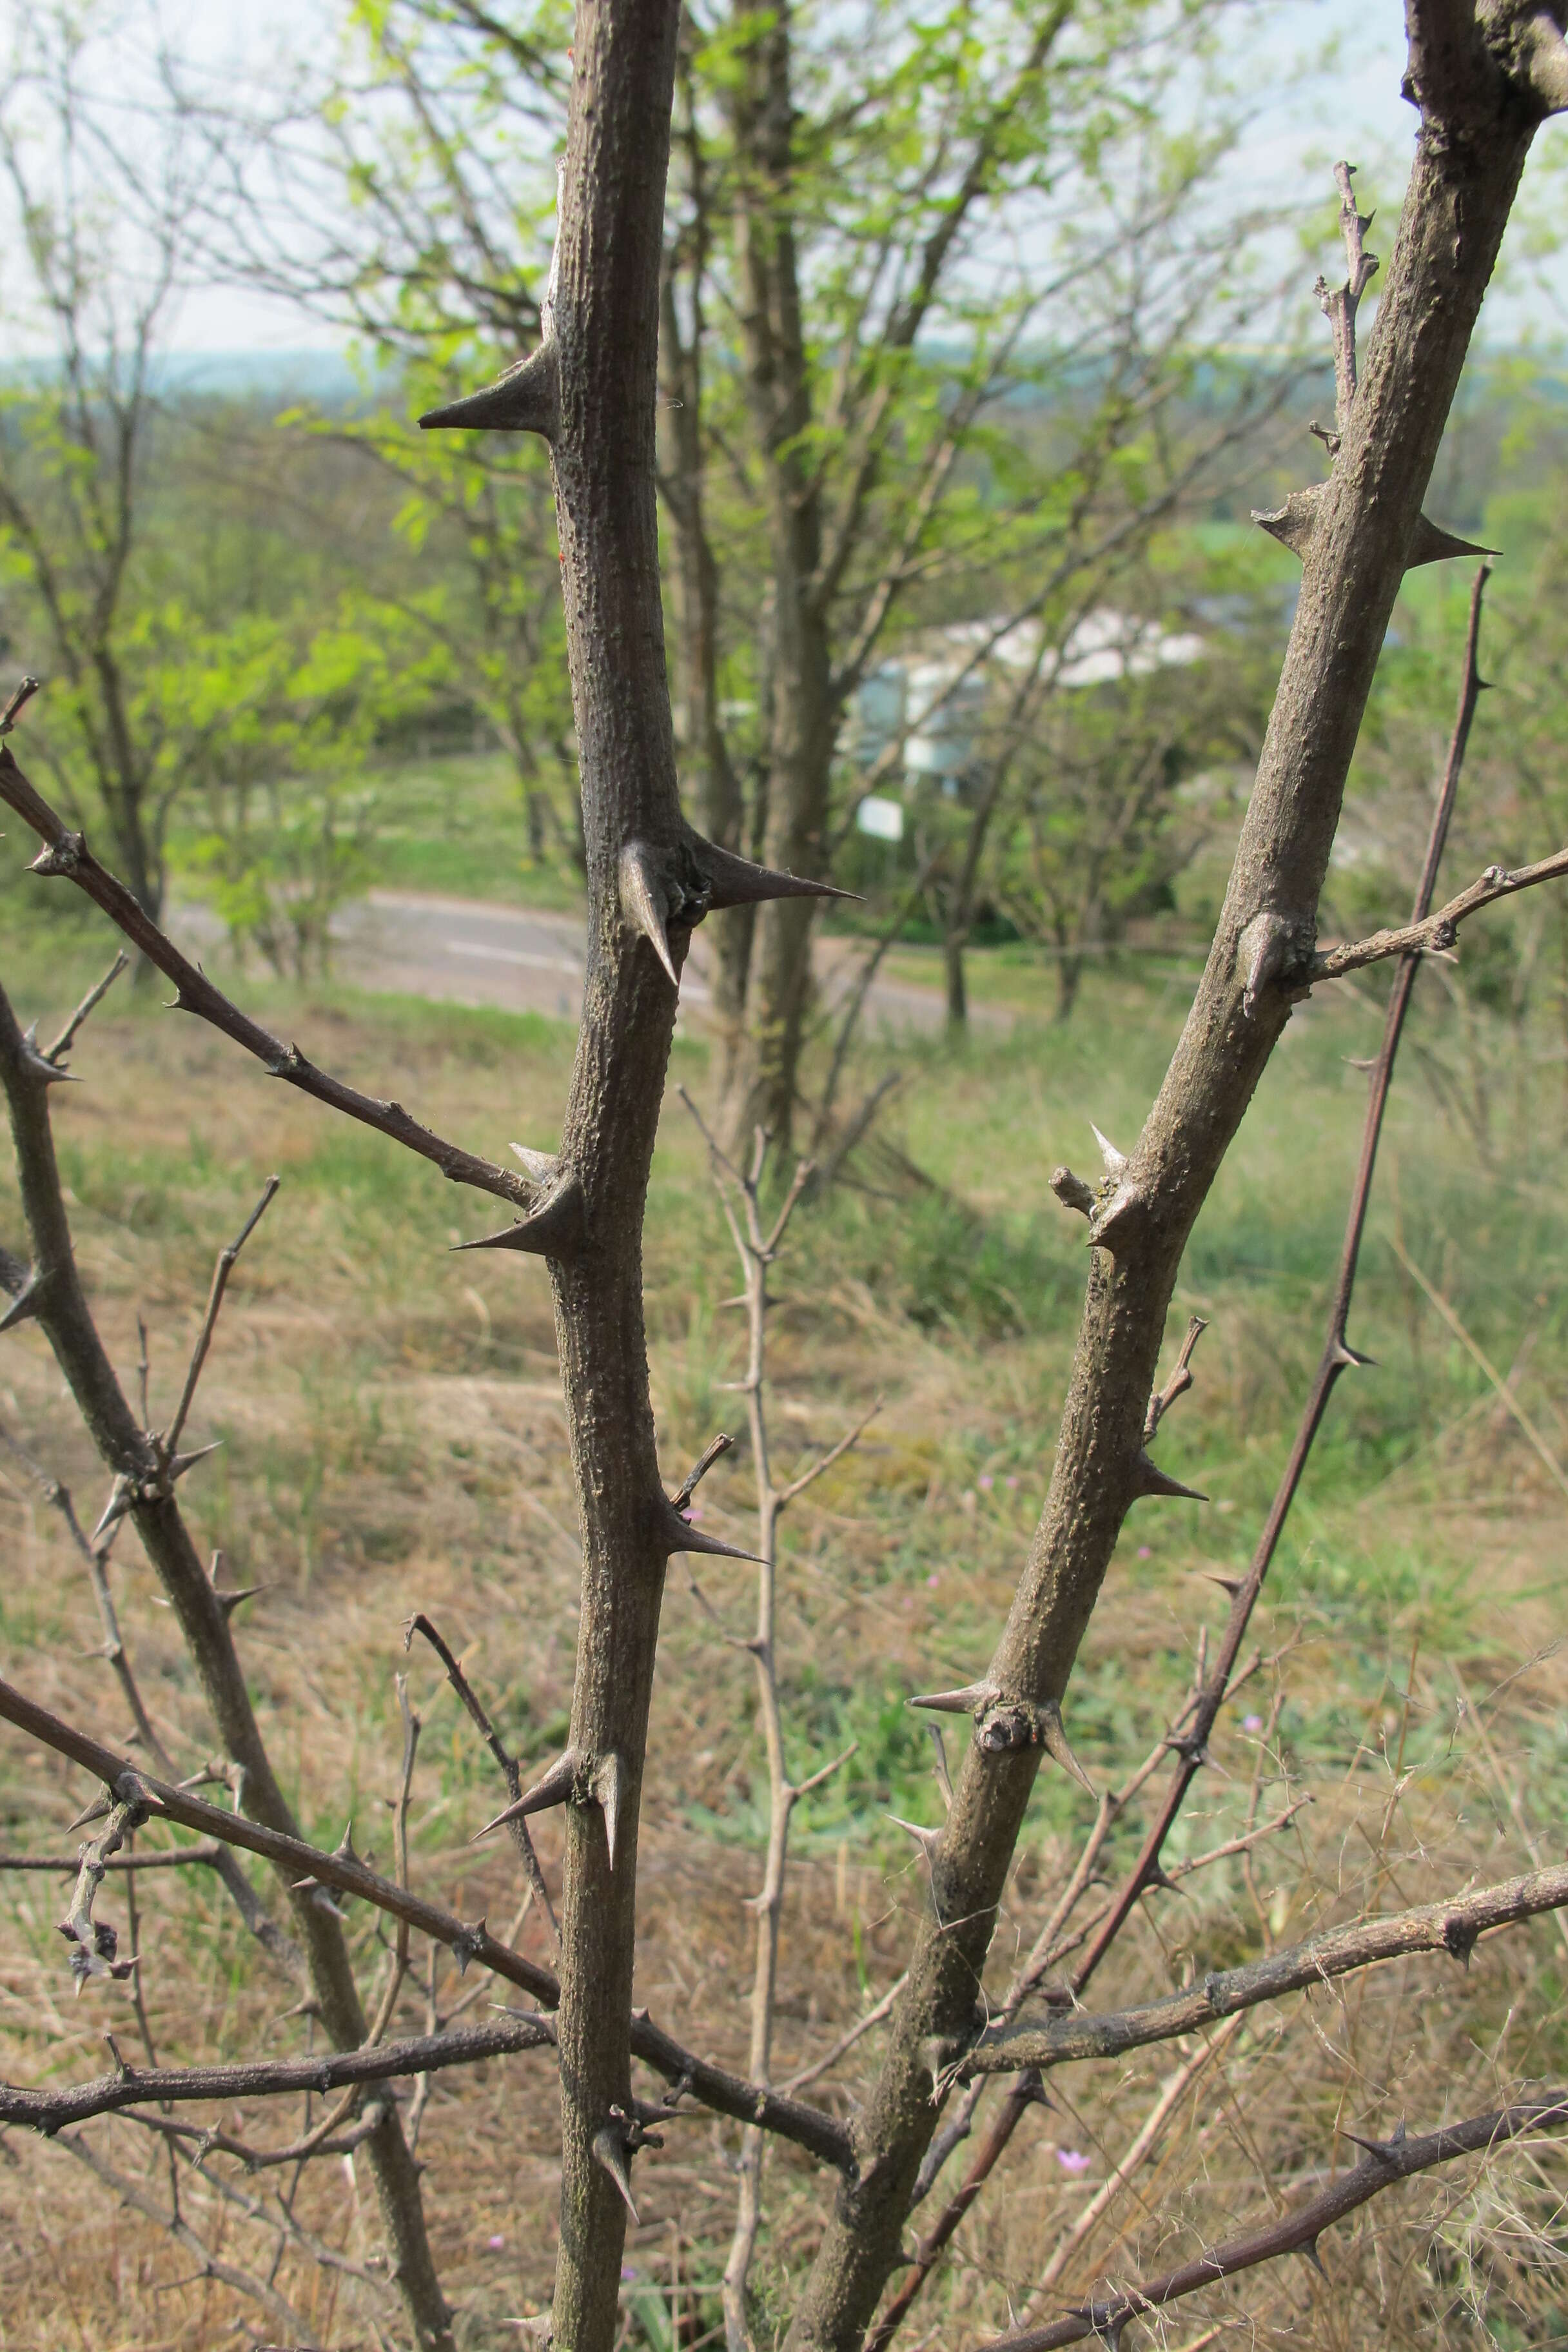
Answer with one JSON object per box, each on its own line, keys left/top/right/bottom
{"left": 43, "top": 951, "right": 128, "bottom": 1065}
{"left": 164, "top": 1177, "right": 280, "bottom": 1458}
{"left": 403, "top": 1612, "right": 558, "bottom": 1940}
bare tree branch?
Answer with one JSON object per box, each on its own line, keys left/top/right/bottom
{"left": 978, "top": 2097, "right": 1568, "bottom": 2352}
{"left": 0, "top": 1669, "right": 853, "bottom": 2171}
{"left": 0, "top": 747, "right": 534, "bottom": 1211}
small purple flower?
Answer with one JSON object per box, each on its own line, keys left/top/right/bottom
{"left": 1005, "top": 1475, "right": 1019, "bottom": 1491}
{"left": 1243, "top": 1714, "right": 1263, "bottom": 1734}
{"left": 1055, "top": 2147, "right": 1091, "bottom": 2174}
{"left": 1137, "top": 1545, "right": 1152, "bottom": 1560}
{"left": 622, "top": 2264, "right": 638, "bottom": 2281}
{"left": 926, "top": 1572, "right": 940, "bottom": 1588}
{"left": 978, "top": 1473, "right": 994, "bottom": 1491}
{"left": 488, "top": 2234, "right": 506, "bottom": 2251}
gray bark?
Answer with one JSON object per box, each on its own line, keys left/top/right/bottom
{"left": 781, "top": 19, "right": 1558, "bottom": 2346}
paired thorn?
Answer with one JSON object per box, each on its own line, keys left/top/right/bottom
{"left": 593, "top": 2106, "right": 662, "bottom": 2222}
{"left": 418, "top": 342, "right": 560, "bottom": 439}
{"left": 696, "top": 836, "right": 858, "bottom": 912}
{"left": 1132, "top": 1451, "right": 1207, "bottom": 1504}
{"left": 454, "top": 1172, "right": 586, "bottom": 1260}
{"left": 1090, "top": 1122, "right": 1127, "bottom": 1177}
{"left": 1340, "top": 2118, "right": 1406, "bottom": 2166}
{"left": 909, "top": 1683, "right": 1093, "bottom": 1788}
{"left": 474, "top": 1749, "right": 579, "bottom": 1841}
{"left": 1035, "top": 1699, "right": 1095, "bottom": 1794}
{"left": 658, "top": 1488, "right": 765, "bottom": 1563}
{"left": 1298, "top": 2235, "right": 1328, "bottom": 2277}
{"left": 591, "top": 1752, "right": 626, "bottom": 1874}
{"left": 168, "top": 1441, "right": 222, "bottom": 1484}
{"left": 887, "top": 1813, "right": 943, "bottom": 1860}
{"left": 1253, "top": 482, "right": 1494, "bottom": 572}
{"left": 619, "top": 840, "right": 681, "bottom": 986}
{"left": 0, "top": 1267, "right": 52, "bottom": 1335}
{"left": 1330, "top": 1335, "right": 1375, "bottom": 1370}
{"left": 509, "top": 1142, "right": 560, "bottom": 1183}
{"left": 909, "top": 1681, "right": 998, "bottom": 1718}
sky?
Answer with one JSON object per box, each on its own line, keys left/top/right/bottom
{"left": 12, "top": 0, "right": 1567, "bottom": 358}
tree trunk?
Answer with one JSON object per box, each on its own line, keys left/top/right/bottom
{"left": 944, "top": 924, "right": 967, "bottom": 1027}
{"left": 783, "top": 31, "right": 1542, "bottom": 2347}
{"left": 720, "top": 0, "right": 834, "bottom": 1154}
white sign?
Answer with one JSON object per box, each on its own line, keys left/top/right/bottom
{"left": 856, "top": 794, "right": 905, "bottom": 842}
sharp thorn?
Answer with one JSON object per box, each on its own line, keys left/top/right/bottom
{"left": 1133, "top": 1451, "right": 1207, "bottom": 1503}
{"left": 592, "top": 2121, "right": 640, "bottom": 2221}
{"left": 619, "top": 839, "right": 680, "bottom": 986}
{"left": 1204, "top": 1573, "right": 1244, "bottom": 1597}
{"left": 0, "top": 1270, "right": 49, "bottom": 1335}
{"left": 453, "top": 1173, "right": 585, "bottom": 1260}
{"left": 591, "top": 1752, "right": 627, "bottom": 1873}
{"left": 1298, "top": 2236, "right": 1328, "bottom": 2277}
{"left": 1036, "top": 1699, "right": 1095, "bottom": 1794}
{"left": 68, "top": 1791, "right": 113, "bottom": 1832}
{"left": 509, "top": 1143, "right": 560, "bottom": 1182}
{"left": 1090, "top": 1122, "right": 1127, "bottom": 1177}
{"left": 657, "top": 1491, "right": 764, "bottom": 1563}
{"left": 693, "top": 833, "right": 859, "bottom": 910}
{"left": 908, "top": 1683, "right": 998, "bottom": 1717}
{"left": 168, "top": 1441, "right": 223, "bottom": 1482}
{"left": 473, "top": 1749, "right": 580, "bottom": 1840}
{"left": 217, "top": 1585, "right": 264, "bottom": 1617}
{"left": 1331, "top": 1337, "right": 1376, "bottom": 1369}
{"left": 886, "top": 1813, "right": 943, "bottom": 1857}
{"left": 418, "top": 342, "right": 559, "bottom": 438}
{"left": 90, "top": 1482, "right": 134, "bottom": 1543}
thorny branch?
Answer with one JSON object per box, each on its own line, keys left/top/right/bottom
{"left": 0, "top": 2014, "right": 558, "bottom": 2137}
{"left": 967, "top": 1856, "right": 1568, "bottom": 2075}
{"left": 979, "top": 2097, "right": 1568, "bottom": 2352}
{"left": 0, "top": 1670, "right": 854, "bottom": 2171}
{"left": 403, "top": 1612, "right": 558, "bottom": 1938}
{"left": 846, "top": 275, "right": 1561, "bottom": 2345}
{"left": 0, "top": 747, "right": 535, "bottom": 1211}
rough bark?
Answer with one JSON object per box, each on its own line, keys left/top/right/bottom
{"left": 782, "top": 28, "right": 1551, "bottom": 2350}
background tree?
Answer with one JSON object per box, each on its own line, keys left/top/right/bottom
{"left": 0, "top": 5, "right": 208, "bottom": 925}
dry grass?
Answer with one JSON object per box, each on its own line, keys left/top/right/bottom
{"left": 1, "top": 919, "right": 1567, "bottom": 2350}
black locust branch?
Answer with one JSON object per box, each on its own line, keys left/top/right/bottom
{"left": 872, "top": 546, "right": 1501, "bottom": 2352}
{"left": 0, "top": 974, "right": 452, "bottom": 2347}
{"left": 0, "top": 2014, "right": 558, "bottom": 2138}
{"left": 0, "top": 1670, "right": 854, "bottom": 2172}
{"left": 966, "top": 1856, "right": 1568, "bottom": 2076}
{"left": 0, "top": 744, "right": 535, "bottom": 1214}
{"left": 789, "top": 17, "right": 1568, "bottom": 2331}
{"left": 977, "top": 2097, "right": 1568, "bottom": 2352}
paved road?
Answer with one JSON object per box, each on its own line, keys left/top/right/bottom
{"left": 178, "top": 889, "right": 1012, "bottom": 1039}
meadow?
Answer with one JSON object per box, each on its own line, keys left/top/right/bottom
{"left": 1, "top": 881, "right": 1566, "bottom": 2349}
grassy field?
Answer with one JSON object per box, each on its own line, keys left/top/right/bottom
{"left": 1, "top": 894, "right": 1567, "bottom": 2349}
